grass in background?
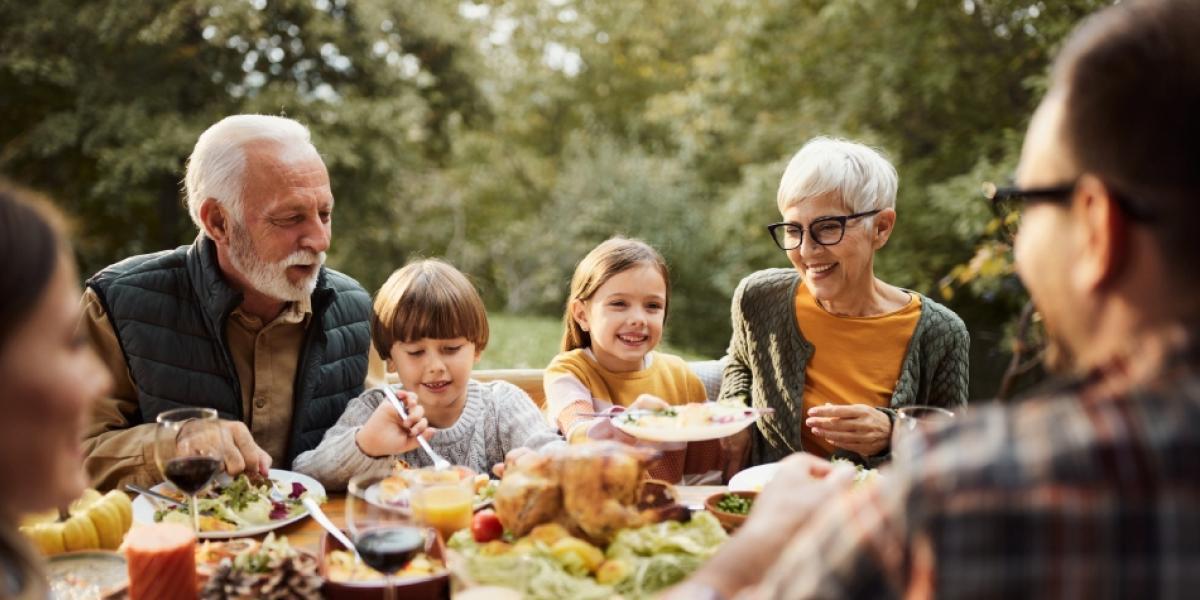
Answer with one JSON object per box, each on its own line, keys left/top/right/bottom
{"left": 480, "top": 313, "right": 704, "bottom": 369}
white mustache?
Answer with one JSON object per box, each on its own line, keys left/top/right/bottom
{"left": 281, "top": 250, "right": 326, "bottom": 268}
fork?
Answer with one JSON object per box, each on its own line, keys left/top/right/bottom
{"left": 377, "top": 384, "right": 451, "bottom": 470}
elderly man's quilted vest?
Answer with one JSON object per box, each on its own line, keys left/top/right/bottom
{"left": 86, "top": 236, "right": 372, "bottom": 466}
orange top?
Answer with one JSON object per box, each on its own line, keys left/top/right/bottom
{"left": 795, "top": 283, "right": 921, "bottom": 458}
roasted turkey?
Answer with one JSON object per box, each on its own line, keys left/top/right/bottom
{"left": 493, "top": 442, "right": 688, "bottom": 545}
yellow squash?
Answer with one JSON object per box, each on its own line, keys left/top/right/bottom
{"left": 19, "top": 487, "right": 134, "bottom": 555}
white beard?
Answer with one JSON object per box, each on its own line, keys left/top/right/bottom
{"left": 227, "top": 223, "right": 325, "bottom": 302}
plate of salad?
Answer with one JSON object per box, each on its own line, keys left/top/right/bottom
{"left": 131, "top": 469, "right": 326, "bottom": 539}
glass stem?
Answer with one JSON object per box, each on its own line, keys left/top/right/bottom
{"left": 190, "top": 493, "right": 200, "bottom": 535}
{"left": 384, "top": 575, "right": 396, "bottom": 600}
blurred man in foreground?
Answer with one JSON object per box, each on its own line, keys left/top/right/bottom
{"left": 671, "top": 0, "right": 1200, "bottom": 597}
{"left": 81, "top": 115, "right": 384, "bottom": 490}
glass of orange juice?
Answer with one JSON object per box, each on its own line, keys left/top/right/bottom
{"left": 404, "top": 466, "right": 475, "bottom": 541}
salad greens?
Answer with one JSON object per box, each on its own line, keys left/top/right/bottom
{"left": 449, "top": 511, "right": 728, "bottom": 600}
{"left": 154, "top": 474, "right": 319, "bottom": 531}
{"left": 714, "top": 493, "right": 753, "bottom": 515}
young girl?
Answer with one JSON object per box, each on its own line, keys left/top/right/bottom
{"left": 294, "top": 259, "right": 563, "bottom": 490}
{"left": 543, "top": 237, "right": 722, "bottom": 483}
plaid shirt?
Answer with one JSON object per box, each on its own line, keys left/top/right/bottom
{"left": 750, "top": 340, "right": 1200, "bottom": 599}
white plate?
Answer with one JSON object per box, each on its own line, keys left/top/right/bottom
{"left": 728, "top": 462, "right": 779, "bottom": 493}
{"left": 613, "top": 411, "right": 758, "bottom": 443}
{"left": 132, "top": 468, "right": 326, "bottom": 539}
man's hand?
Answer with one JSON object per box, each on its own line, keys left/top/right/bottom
{"left": 806, "top": 404, "right": 892, "bottom": 457}
{"left": 664, "top": 453, "right": 856, "bottom": 599}
{"left": 178, "top": 419, "right": 272, "bottom": 477}
{"left": 355, "top": 390, "right": 432, "bottom": 458}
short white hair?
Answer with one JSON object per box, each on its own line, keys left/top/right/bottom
{"left": 184, "top": 114, "right": 316, "bottom": 232}
{"left": 776, "top": 137, "right": 898, "bottom": 214}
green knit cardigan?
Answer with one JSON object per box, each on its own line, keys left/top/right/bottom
{"left": 718, "top": 268, "right": 970, "bottom": 467}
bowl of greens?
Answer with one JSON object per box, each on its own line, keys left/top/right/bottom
{"left": 704, "top": 491, "right": 757, "bottom": 532}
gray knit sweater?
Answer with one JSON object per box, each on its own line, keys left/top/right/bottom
{"left": 293, "top": 380, "right": 564, "bottom": 490}
{"left": 719, "top": 269, "right": 970, "bottom": 467}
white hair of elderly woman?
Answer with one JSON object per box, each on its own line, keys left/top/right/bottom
{"left": 184, "top": 114, "right": 317, "bottom": 232}
{"left": 776, "top": 137, "right": 898, "bottom": 216}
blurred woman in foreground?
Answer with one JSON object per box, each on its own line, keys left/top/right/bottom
{"left": 0, "top": 183, "right": 112, "bottom": 598}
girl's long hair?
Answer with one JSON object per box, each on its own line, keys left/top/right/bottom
{"left": 560, "top": 237, "right": 670, "bottom": 352}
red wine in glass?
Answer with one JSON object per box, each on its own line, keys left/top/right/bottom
{"left": 155, "top": 407, "right": 222, "bottom": 534}
{"left": 163, "top": 456, "right": 222, "bottom": 495}
{"left": 354, "top": 526, "right": 425, "bottom": 574}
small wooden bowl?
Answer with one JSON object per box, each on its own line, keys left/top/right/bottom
{"left": 318, "top": 530, "right": 451, "bottom": 600}
{"left": 704, "top": 491, "right": 757, "bottom": 532}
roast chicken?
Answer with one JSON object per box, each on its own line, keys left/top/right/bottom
{"left": 494, "top": 441, "right": 688, "bottom": 544}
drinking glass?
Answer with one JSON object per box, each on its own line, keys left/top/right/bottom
{"left": 346, "top": 473, "right": 429, "bottom": 600}
{"left": 154, "top": 407, "right": 223, "bottom": 535}
{"left": 891, "top": 405, "right": 956, "bottom": 454}
{"left": 404, "top": 466, "right": 475, "bottom": 543}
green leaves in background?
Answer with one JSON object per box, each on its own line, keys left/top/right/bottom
{"left": 1, "top": 0, "right": 1112, "bottom": 398}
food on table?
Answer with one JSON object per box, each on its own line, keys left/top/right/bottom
{"left": 494, "top": 442, "right": 688, "bottom": 544}
{"left": 830, "top": 457, "right": 881, "bottom": 485}
{"left": 153, "top": 473, "right": 318, "bottom": 532}
{"left": 124, "top": 522, "right": 196, "bottom": 600}
{"left": 449, "top": 510, "right": 728, "bottom": 600}
{"left": 46, "top": 551, "right": 128, "bottom": 600}
{"left": 324, "top": 549, "right": 445, "bottom": 582}
{"left": 471, "top": 509, "right": 504, "bottom": 543}
{"left": 20, "top": 488, "right": 133, "bottom": 555}
{"left": 200, "top": 533, "right": 320, "bottom": 600}
{"left": 714, "top": 493, "right": 753, "bottom": 515}
{"left": 381, "top": 460, "right": 499, "bottom": 508}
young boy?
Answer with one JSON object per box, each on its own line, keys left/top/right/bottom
{"left": 293, "top": 259, "right": 563, "bottom": 489}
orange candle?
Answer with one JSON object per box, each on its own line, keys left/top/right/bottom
{"left": 124, "top": 522, "right": 197, "bottom": 600}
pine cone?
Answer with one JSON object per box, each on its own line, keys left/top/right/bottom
{"left": 199, "top": 554, "right": 322, "bottom": 600}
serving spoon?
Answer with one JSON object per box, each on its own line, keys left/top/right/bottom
{"left": 301, "top": 496, "right": 361, "bottom": 564}
{"left": 376, "top": 384, "right": 451, "bottom": 471}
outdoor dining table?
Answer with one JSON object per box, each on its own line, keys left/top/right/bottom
{"left": 278, "top": 485, "right": 728, "bottom": 555}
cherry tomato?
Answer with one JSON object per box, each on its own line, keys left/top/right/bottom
{"left": 471, "top": 510, "right": 504, "bottom": 543}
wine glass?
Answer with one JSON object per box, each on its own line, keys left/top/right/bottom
{"left": 154, "top": 407, "right": 223, "bottom": 535}
{"left": 891, "top": 405, "right": 956, "bottom": 455}
{"left": 346, "top": 473, "right": 429, "bottom": 600}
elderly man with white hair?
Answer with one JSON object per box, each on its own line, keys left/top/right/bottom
{"left": 81, "top": 115, "right": 384, "bottom": 490}
{"left": 719, "top": 137, "right": 969, "bottom": 469}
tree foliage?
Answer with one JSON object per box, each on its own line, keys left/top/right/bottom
{"left": 2, "top": 0, "right": 1113, "bottom": 398}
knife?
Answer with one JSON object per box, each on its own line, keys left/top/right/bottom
{"left": 125, "top": 484, "right": 183, "bottom": 507}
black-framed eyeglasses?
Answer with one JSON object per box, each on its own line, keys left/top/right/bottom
{"left": 982, "top": 179, "right": 1155, "bottom": 240}
{"left": 766, "top": 209, "right": 882, "bottom": 251}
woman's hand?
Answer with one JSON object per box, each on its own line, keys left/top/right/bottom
{"left": 805, "top": 404, "right": 892, "bottom": 457}
{"left": 355, "top": 390, "right": 432, "bottom": 458}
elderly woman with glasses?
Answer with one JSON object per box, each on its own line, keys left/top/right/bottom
{"left": 720, "top": 137, "right": 969, "bottom": 469}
